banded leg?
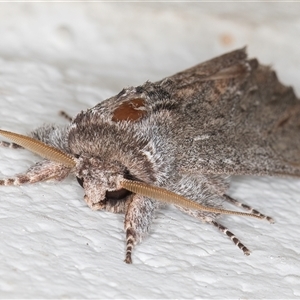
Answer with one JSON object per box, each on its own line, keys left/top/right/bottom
{"left": 124, "top": 195, "right": 157, "bottom": 264}
{"left": 59, "top": 111, "right": 73, "bottom": 122}
{"left": 0, "top": 160, "right": 71, "bottom": 186}
{"left": 0, "top": 141, "right": 23, "bottom": 149}
{"left": 210, "top": 220, "right": 251, "bottom": 255}
{"left": 223, "top": 194, "right": 274, "bottom": 223}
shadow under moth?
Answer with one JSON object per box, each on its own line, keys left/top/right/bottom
{"left": 1, "top": 48, "right": 300, "bottom": 264}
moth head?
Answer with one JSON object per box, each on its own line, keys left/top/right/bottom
{"left": 74, "top": 155, "right": 133, "bottom": 207}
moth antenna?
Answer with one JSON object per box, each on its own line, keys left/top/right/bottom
{"left": 0, "top": 129, "right": 76, "bottom": 168}
{"left": 120, "top": 179, "right": 265, "bottom": 220}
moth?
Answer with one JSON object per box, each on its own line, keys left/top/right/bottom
{"left": 1, "top": 48, "right": 299, "bottom": 264}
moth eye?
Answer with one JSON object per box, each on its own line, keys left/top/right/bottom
{"left": 112, "top": 98, "right": 146, "bottom": 122}
{"left": 76, "top": 177, "right": 84, "bottom": 188}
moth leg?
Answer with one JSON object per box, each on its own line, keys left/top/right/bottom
{"left": 176, "top": 205, "right": 250, "bottom": 255}
{"left": 83, "top": 195, "right": 128, "bottom": 214}
{"left": 0, "top": 141, "right": 23, "bottom": 149}
{"left": 223, "top": 194, "right": 274, "bottom": 223}
{"left": 210, "top": 220, "right": 251, "bottom": 256}
{"left": 0, "top": 160, "right": 71, "bottom": 186}
{"left": 59, "top": 111, "right": 72, "bottom": 122}
{"left": 83, "top": 195, "right": 106, "bottom": 211}
{"left": 124, "top": 195, "right": 156, "bottom": 264}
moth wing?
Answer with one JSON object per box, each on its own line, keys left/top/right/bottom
{"left": 157, "top": 48, "right": 300, "bottom": 177}
{"left": 90, "top": 48, "right": 300, "bottom": 177}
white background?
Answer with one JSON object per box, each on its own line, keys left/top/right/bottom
{"left": 0, "top": 3, "right": 300, "bottom": 299}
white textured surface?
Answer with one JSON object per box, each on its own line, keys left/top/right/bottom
{"left": 0, "top": 3, "right": 300, "bottom": 299}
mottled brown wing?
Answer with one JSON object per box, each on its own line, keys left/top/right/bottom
{"left": 158, "top": 48, "right": 300, "bottom": 177}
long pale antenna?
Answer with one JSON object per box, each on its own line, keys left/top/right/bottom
{"left": 121, "top": 179, "right": 265, "bottom": 220}
{"left": 0, "top": 129, "right": 76, "bottom": 167}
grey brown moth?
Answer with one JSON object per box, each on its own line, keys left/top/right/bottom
{"left": 1, "top": 48, "right": 299, "bottom": 264}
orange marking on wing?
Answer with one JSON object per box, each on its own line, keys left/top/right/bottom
{"left": 112, "top": 98, "right": 146, "bottom": 122}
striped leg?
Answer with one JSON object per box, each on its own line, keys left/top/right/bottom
{"left": 0, "top": 160, "right": 71, "bottom": 186}
{"left": 59, "top": 111, "right": 73, "bottom": 122}
{"left": 211, "top": 220, "right": 251, "bottom": 255}
{"left": 124, "top": 195, "right": 156, "bottom": 264}
{"left": 125, "top": 228, "right": 136, "bottom": 264}
{"left": 0, "top": 141, "right": 23, "bottom": 149}
{"left": 223, "top": 194, "right": 274, "bottom": 223}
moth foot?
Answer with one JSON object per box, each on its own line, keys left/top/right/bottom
{"left": 223, "top": 194, "right": 275, "bottom": 224}
{"left": 243, "top": 248, "right": 251, "bottom": 256}
{"left": 124, "top": 253, "right": 132, "bottom": 264}
{"left": 84, "top": 195, "right": 106, "bottom": 211}
{"left": 265, "top": 216, "right": 275, "bottom": 224}
{"left": 211, "top": 220, "right": 251, "bottom": 255}
{"left": 91, "top": 202, "right": 106, "bottom": 211}
{"left": 124, "top": 227, "right": 137, "bottom": 264}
